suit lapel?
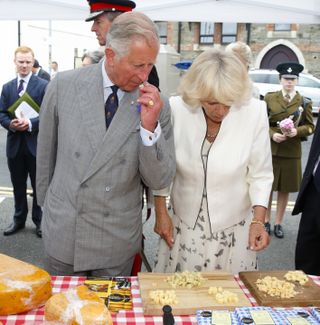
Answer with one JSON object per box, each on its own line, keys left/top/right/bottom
{"left": 77, "top": 62, "right": 106, "bottom": 154}
{"left": 10, "top": 79, "right": 19, "bottom": 102}
{"left": 286, "top": 93, "right": 301, "bottom": 112}
{"left": 268, "top": 91, "right": 287, "bottom": 118}
{"left": 270, "top": 91, "right": 302, "bottom": 119}
{"left": 82, "top": 91, "right": 141, "bottom": 183}
{"left": 77, "top": 62, "right": 141, "bottom": 182}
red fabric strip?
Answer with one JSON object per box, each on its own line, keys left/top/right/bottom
{"left": 90, "top": 3, "right": 133, "bottom": 12}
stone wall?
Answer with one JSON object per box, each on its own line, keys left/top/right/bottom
{"left": 165, "top": 22, "right": 320, "bottom": 78}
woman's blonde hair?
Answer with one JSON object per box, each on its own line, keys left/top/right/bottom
{"left": 179, "top": 48, "right": 252, "bottom": 108}
{"left": 225, "top": 41, "right": 252, "bottom": 69}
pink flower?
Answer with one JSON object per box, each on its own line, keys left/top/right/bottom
{"left": 279, "top": 118, "right": 294, "bottom": 130}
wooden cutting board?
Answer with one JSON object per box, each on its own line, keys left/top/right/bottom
{"left": 239, "top": 270, "right": 320, "bottom": 307}
{"left": 138, "top": 271, "right": 252, "bottom": 315}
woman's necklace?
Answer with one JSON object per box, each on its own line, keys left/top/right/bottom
{"left": 207, "top": 129, "right": 219, "bottom": 138}
{"left": 206, "top": 124, "right": 221, "bottom": 141}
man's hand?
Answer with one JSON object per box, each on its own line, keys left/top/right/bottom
{"left": 272, "top": 132, "right": 287, "bottom": 143}
{"left": 9, "top": 112, "right": 29, "bottom": 131}
{"left": 138, "top": 82, "right": 163, "bottom": 132}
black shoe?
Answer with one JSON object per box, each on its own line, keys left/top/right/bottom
{"left": 36, "top": 226, "right": 42, "bottom": 238}
{"left": 264, "top": 222, "right": 271, "bottom": 235}
{"left": 3, "top": 222, "right": 25, "bottom": 236}
{"left": 274, "top": 224, "right": 284, "bottom": 238}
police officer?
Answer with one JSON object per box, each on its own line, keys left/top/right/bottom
{"left": 264, "top": 62, "right": 314, "bottom": 238}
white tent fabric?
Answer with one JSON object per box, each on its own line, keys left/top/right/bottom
{"left": 136, "top": 0, "right": 320, "bottom": 24}
{"left": 1, "top": 0, "right": 320, "bottom": 23}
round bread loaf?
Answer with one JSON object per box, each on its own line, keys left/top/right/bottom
{"left": 0, "top": 253, "right": 52, "bottom": 315}
{"left": 45, "top": 285, "right": 113, "bottom": 325}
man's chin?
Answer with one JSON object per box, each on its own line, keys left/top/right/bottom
{"left": 97, "top": 38, "right": 105, "bottom": 46}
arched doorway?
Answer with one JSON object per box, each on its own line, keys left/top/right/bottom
{"left": 260, "top": 44, "right": 299, "bottom": 69}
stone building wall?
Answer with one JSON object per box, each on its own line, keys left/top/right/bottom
{"left": 249, "top": 24, "right": 320, "bottom": 77}
{"left": 164, "top": 22, "right": 320, "bottom": 78}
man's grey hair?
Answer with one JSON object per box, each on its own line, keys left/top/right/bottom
{"left": 82, "top": 50, "right": 105, "bottom": 64}
{"left": 104, "top": 11, "right": 122, "bottom": 23}
{"left": 106, "top": 11, "right": 159, "bottom": 58}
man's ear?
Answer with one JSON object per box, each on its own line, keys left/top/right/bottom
{"left": 105, "top": 48, "right": 116, "bottom": 66}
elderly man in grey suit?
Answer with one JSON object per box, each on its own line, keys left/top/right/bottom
{"left": 36, "top": 11, "right": 175, "bottom": 276}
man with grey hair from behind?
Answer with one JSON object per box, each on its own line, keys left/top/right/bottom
{"left": 36, "top": 11, "right": 175, "bottom": 276}
{"left": 82, "top": 50, "right": 105, "bottom": 66}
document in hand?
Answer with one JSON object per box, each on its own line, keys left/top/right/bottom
{"left": 7, "top": 92, "right": 40, "bottom": 119}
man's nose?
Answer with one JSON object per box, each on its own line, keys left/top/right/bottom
{"left": 137, "top": 68, "right": 150, "bottom": 82}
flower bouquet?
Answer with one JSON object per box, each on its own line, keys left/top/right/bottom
{"left": 278, "top": 117, "right": 294, "bottom": 136}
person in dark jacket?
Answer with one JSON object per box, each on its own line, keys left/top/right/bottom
{"left": 292, "top": 114, "right": 320, "bottom": 275}
{"left": 0, "top": 46, "right": 48, "bottom": 238}
{"left": 32, "top": 59, "right": 51, "bottom": 81}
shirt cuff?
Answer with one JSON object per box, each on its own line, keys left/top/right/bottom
{"left": 28, "top": 119, "right": 32, "bottom": 132}
{"left": 153, "top": 186, "right": 171, "bottom": 197}
{"left": 140, "top": 122, "right": 162, "bottom": 146}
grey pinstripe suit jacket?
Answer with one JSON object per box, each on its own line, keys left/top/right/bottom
{"left": 36, "top": 61, "right": 175, "bottom": 273}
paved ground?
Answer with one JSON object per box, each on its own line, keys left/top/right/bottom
{"left": 0, "top": 195, "right": 303, "bottom": 272}
{"left": 0, "top": 119, "right": 316, "bottom": 272}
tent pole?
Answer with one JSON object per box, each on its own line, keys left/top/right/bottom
{"left": 48, "top": 20, "right": 52, "bottom": 73}
{"left": 18, "top": 21, "right": 21, "bottom": 46}
{"left": 177, "top": 22, "right": 182, "bottom": 53}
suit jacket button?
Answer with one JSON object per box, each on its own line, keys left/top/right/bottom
{"left": 105, "top": 186, "right": 111, "bottom": 192}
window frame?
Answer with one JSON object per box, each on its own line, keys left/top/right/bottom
{"left": 274, "top": 24, "right": 291, "bottom": 32}
{"left": 221, "top": 23, "right": 237, "bottom": 44}
{"left": 155, "top": 21, "right": 168, "bottom": 45}
{"left": 199, "top": 22, "right": 214, "bottom": 45}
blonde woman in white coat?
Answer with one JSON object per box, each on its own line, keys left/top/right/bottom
{"left": 153, "top": 48, "right": 273, "bottom": 274}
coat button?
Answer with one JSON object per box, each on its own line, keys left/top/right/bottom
{"left": 105, "top": 186, "right": 111, "bottom": 192}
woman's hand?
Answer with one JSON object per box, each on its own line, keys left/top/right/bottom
{"left": 286, "top": 127, "right": 298, "bottom": 137}
{"left": 272, "top": 132, "right": 287, "bottom": 143}
{"left": 154, "top": 209, "right": 174, "bottom": 248}
{"left": 248, "top": 223, "right": 270, "bottom": 251}
{"left": 154, "top": 196, "right": 174, "bottom": 248}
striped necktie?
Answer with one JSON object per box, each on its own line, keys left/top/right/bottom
{"left": 17, "top": 79, "right": 24, "bottom": 95}
{"left": 105, "top": 85, "right": 119, "bottom": 129}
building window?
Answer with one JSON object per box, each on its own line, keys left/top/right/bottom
{"left": 155, "top": 22, "right": 167, "bottom": 44}
{"left": 222, "top": 23, "right": 237, "bottom": 44}
{"left": 274, "top": 24, "right": 291, "bottom": 31}
{"left": 200, "top": 22, "right": 214, "bottom": 44}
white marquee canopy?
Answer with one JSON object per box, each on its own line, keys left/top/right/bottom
{"left": 1, "top": 0, "right": 320, "bottom": 23}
